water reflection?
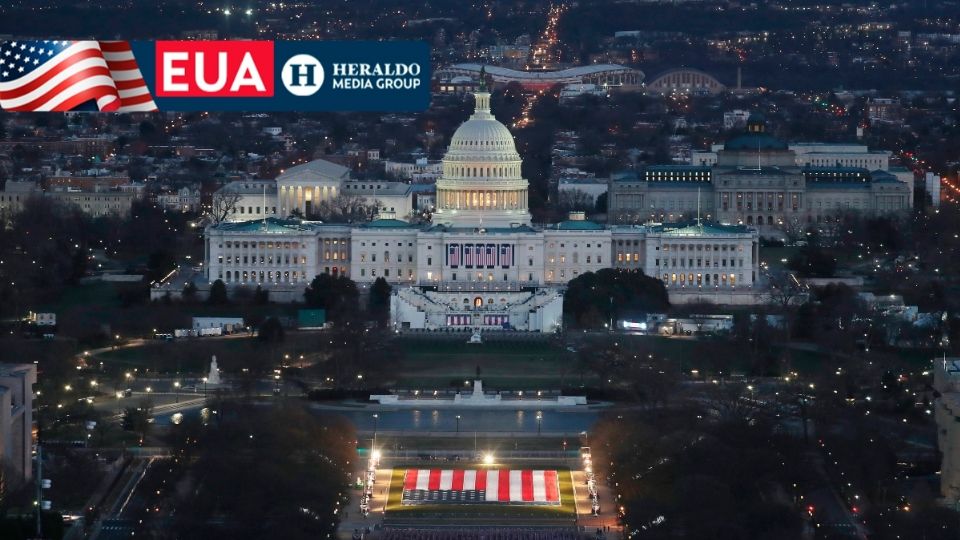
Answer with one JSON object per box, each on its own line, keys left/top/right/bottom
{"left": 338, "top": 408, "right": 597, "bottom": 434}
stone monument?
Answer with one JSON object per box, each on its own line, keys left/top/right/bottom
{"left": 207, "top": 355, "right": 222, "bottom": 385}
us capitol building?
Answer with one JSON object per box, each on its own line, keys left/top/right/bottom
{"left": 176, "top": 90, "right": 762, "bottom": 331}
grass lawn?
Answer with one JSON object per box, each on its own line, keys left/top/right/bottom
{"left": 39, "top": 281, "right": 123, "bottom": 312}
{"left": 393, "top": 338, "right": 579, "bottom": 389}
{"left": 94, "top": 333, "right": 323, "bottom": 374}
{"left": 383, "top": 466, "right": 577, "bottom": 524}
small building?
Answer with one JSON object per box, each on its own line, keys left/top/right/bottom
{"left": 192, "top": 316, "right": 245, "bottom": 332}
{"left": 26, "top": 312, "right": 56, "bottom": 326}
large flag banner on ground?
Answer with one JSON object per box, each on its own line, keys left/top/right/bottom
{"left": 0, "top": 40, "right": 429, "bottom": 112}
{"left": 400, "top": 469, "right": 561, "bottom": 506}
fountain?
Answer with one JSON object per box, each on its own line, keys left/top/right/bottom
{"left": 207, "top": 355, "right": 222, "bottom": 386}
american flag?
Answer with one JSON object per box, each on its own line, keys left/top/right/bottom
{"left": 0, "top": 40, "right": 157, "bottom": 112}
{"left": 464, "top": 244, "right": 474, "bottom": 267}
{"left": 500, "top": 244, "right": 513, "bottom": 267}
{"left": 447, "top": 244, "right": 460, "bottom": 267}
{"left": 401, "top": 469, "right": 561, "bottom": 506}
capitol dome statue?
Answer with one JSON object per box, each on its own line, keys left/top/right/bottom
{"left": 432, "top": 75, "right": 532, "bottom": 228}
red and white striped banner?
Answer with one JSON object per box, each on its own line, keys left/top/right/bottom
{"left": 400, "top": 469, "right": 560, "bottom": 505}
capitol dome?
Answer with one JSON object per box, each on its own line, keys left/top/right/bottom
{"left": 447, "top": 99, "right": 519, "bottom": 155}
{"left": 432, "top": 89, "right": 532, "bottom": 228}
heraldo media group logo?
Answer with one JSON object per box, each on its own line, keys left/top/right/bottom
{"left": 0, "top": 39, "right": 430, "bottom": 112}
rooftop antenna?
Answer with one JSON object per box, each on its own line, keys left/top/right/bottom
{"left": 262, "top": 183, "right": 267, "bottom": 230}
{"left": 697, "top": 186, "right": 702, "bottom": 230}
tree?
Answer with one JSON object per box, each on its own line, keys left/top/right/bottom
{"left": 303, "top": 274, "right": 359, "bottom": 323}
{"left": 257, "top": 317, "right": 284, "bottom": 343}
{"left": 253, "top": 285, "right": 269, "bottom": 305}
{"left": 594, "top": 191, "right": 608, "bottom": 213}
{"left": 182, "top": 281, "right": 198, "bottom": 301}
{"left": 367, "top": 277, "right": 392, "bottom": 327}
{"left": 312, "top": 193, "right": 380, "bottom": 222}
{"left": 563, "top": 269, "right": 670, "bottom": 329}
{"left": 787, "top": 244, "right": 837, "bottom": 277}
{"left": 210, "top": 188, "right": 242, "bottom": 224}
{"left": 122, "top": 400, "right": 153, "bottom": 442}
{"left": 165, "top": 403, "right": 355, "bottom": 540}
{"left": 557, "top": 189, "right": 594, "bottom": 212}
{"left": 208, "top": 279, "right": 229, "bottom": 304}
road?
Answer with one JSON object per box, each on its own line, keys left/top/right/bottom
{"left": 88, "top": 458, "right": 155, "bottom": 540}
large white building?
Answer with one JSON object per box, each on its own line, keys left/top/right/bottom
{"left": 614, "top": 114, "right": 913, "bottom": 234}
{"left": 191, "top": 90, "right": 761, "bottom": 330}
{"left": 217, "top": 161, "right": 419, "bottom": 222}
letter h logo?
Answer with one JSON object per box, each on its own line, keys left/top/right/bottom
{"left": 282, "top": 54, "right": 324, "bottom": 96}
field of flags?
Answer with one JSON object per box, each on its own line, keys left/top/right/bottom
{"left": 400, "top": 469, "right": 561, "bottom": 506}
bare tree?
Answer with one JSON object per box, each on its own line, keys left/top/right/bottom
{"left": 210, "top": 188, "right": 243, "bottom": 224}
{"left": 765, "top": 269, "right": 806, "bottom": 341}
{"left": 312, "top": 193, "right": 380, "bottom": 222}
{"left": 557, "top": 188, "right": 595, "bottom": 212}
{"left": 766, "top": 269, "right": 806, "bottom": 309}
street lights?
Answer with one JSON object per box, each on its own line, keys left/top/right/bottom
{"left": 455, "top": 415, "right": 461, "bottom": 434}
{"left": 536, "top": 412, "right": 543, "bottom": 435}
{"left": 202, "top": 377, "right": 208, "bottom": 397}
{"left": 173, "top": 380, "right": 181, "bottom": 403}
{"left": 372, "top": 413, "right": 379, "bottom": 451}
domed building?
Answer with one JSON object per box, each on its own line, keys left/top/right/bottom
{"left": 193, "top": 92, "right": 763, "bottom": 327}
{"left": 432, "top": 90, "right": 531, "bottom": 228}
{"left": 608, "top": 111, "right": 913, "bottom": 233}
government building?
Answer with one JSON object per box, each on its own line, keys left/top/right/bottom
{"left": 180, "top": 90, "right": 761, "bottom": 331}
{"left": 609, "top": 114, "right": 913, "bottom": 235}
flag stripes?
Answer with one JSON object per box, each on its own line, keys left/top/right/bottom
{"left": 400, "top": 469, "right": 561, "bottom": 506}
{"left": 0, "top": 40, "right": 156, "bottom": 112}
{"left": 444, "top": 243, "right": 517, "bottom": 269}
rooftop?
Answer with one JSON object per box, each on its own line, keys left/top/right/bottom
{"left": 546, "top": 219, "right": 607, "bottom": 231}
{"left": 447, "top": 63, "right": 640, "bottom": 81}
{"left": 277, "top": 159, "right": 351, "bottom": 181}
{"left": 211, "top": 218, "right": 344, "bottom": 233}
{"left": 652, "top": 220, "right": 753, "bottom": 236}
{"left": 360, "top": 218, "right": 421, "bottom": 229}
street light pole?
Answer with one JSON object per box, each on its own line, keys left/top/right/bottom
{"left": 372, "top": 413, "right": 379, "bottom": 451}
{"left": 456, "top": 415, "right": 461, "bottom": 434}
{"left": 536, "top": 412, "right": 542, "bottom": 436}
